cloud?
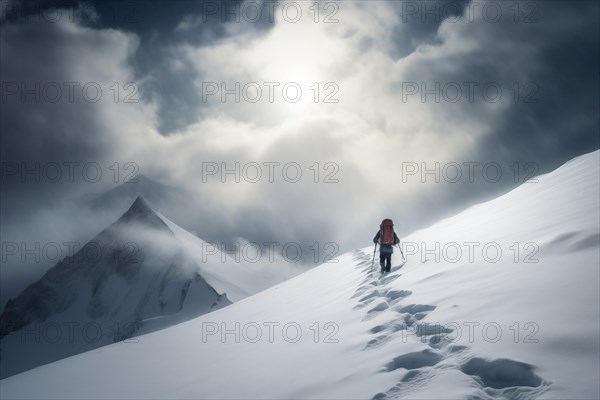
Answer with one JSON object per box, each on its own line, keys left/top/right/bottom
{"left": 1, "top": 0, "right": 598, "bottom": 304}
{"left": 0, "top": 13, "right": 154, "bottom": 302}
{"left": 146, "top": 0, "right": 598, "bottom": 236}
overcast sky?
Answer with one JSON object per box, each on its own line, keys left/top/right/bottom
{"left": 1, "top": 0, "right": 599, "bottom": 301}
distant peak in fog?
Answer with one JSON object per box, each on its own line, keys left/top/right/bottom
{"left": 115, "top": 195, "right": 171, "bottom": 232}
{"left": 129, "top": 195, "right": 153, "bottom": 213}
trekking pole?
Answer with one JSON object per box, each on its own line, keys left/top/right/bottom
{"left": 397, "top": 242, "right": 406, "bottom": 264}
{"left": 371, "top": 243, "right": 378, "bottom": 271}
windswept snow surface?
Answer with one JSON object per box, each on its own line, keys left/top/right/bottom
{"left": 1, "top": 150, "right": 599, "bottom": 399}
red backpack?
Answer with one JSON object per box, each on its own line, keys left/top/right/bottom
{"left": 380, "top": 219, "right": 395, "bottom": 245}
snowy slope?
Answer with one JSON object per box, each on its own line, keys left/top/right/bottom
{"left": 1, "top": 150, "right": 598, "bottom": 399}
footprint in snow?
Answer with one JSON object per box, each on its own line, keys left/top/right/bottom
{"left": 363, "top": 322, "right": 409, "bottom": 350}
{"left": 395, "top": 304, "right": 437, "bottom": 314}
{"left": 352, "top": 279, "right": 379, "bottom": 298}
{"left": 379, "top": 274, "right": 401, "bottom": 284}
{"left": 414, "top": 323, "right": 454, "bottom": 338}
{"left": 384, "top": 289, "right": 412, "bottom": 301}
{"left": 351, "top": 287, "right": 379, "bottom": 300}
{"left": 360, "top": 301, "right": 391, "bottom": 321}
{"left": 367, "top": 301, "right": 389, "bottom": 314}
{"left": 384, "top": 349, "right": 443, "bottom": 371}
{"left": 375, "top": 348, "right": 550, "bottom": 399}
{"left": 372, "top": 350, "right": 444, "bottom": 400}
{"left": 364, "top": 334, "right": 394, "bottom": 350}
{"left": 353, "top": 298, "right": 377, "bottom": 310}
{"left": 460, "top": 357, "right": 550, "bottom": 398}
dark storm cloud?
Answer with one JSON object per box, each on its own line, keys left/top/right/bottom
{"left": 483, "top": 1, "right": 600, "bottom": 165}
{"left": 0, "top": 16, "right": 132, "bottom": 201}
{"left": 1, "top": 0, "right": 276, "bottom": 134}
{"left": 119, "top": 0, "right": 276, "bottom": 134}
{"left": 0, "top": 0, "right": 273, "bottom": 204}
{"left": 386, "top": 0, "right": 471, "bottom": 58}
{"left": 0, "top": 13, "right": 145, "bottom": 303}
{"left": 381, "top": 0, "right": 600, "bottom": 229}
{"left": 1, "top": 0, "right": 249, "bottom": 34}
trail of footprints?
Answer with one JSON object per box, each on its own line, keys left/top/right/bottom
{"left": 351, "top": 250, "right": 551, "bottom": 400}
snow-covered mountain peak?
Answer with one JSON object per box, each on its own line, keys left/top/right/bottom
{"left": 0, "top": 197, "right": 229, "bottom": 378}
{"left": 114, "top": 195, "right": 171, "bottom": 232}
{"left": 129, "top": 194, "right": 152, "bottom": 210}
